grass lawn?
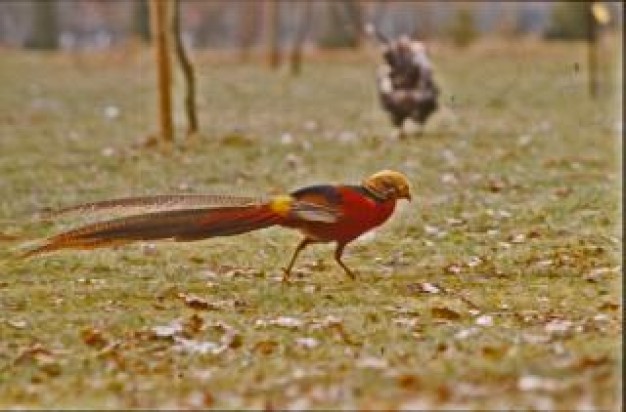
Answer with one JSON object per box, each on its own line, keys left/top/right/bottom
{"left": 0, "top": 38, "right": 621, "bottom": 409}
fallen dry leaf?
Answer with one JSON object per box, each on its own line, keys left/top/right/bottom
{"left": 584, "top": 266, "right": 619, "bottom": 282}
{"left": 223, "top": 268, "right": 265, "bottom": 279}
{"left": 173, "top": 337, "right": 222, "bottom": 355}
{"left": 393, "top": 317, "right": 419, "bottom": 328}
{"left": 14, "top": 343, "right": 54, "bottom": 364}
{"left": 356, "top": 356, "right": 388, "bottom": 369}
{"left": 179, "top": 293, "right": 219, "bottom": 311}
{"left": 544, "top": 319, "right": 573, "bottom": 337}
{"left": 431, "top": 306, "right": 462, "bottom": 321}
{"left": 184, "top": 390, "right": 215, "bottom": 408}
{"left": 518, "top": 375, "right": 567, "bottom": 392}
{"left": 0, "top": 232, "right": 20, "bottom": 241}
{"left": 413, "top": 282, "right": 442, "bottom": 294}
{"left": 572, "top": 355, "right": 611, "bottom": 370}
{"left": 481, "top": 345, "right": 508, "bottom": 360}
{"left": 152, "top": 319, "right": 184, "bottom": 338}
{"left": 522, "top": 333, "right": 551, "bottom": 345}
{"left": 598, "top": 301, "right": 619, "bottom": 312}
{"left": 182, "top": 313, "right": 206, "bottom": 336}
{"left": 396, "top": 373, "right": 421, "bottom": 390}
{"left": 295, "top": 337, "right": 319, "bottom": 349}
{"left": 255, "top": 316, "right": 304, "bottom": 329}
{"left": 444, "top": 263, "right": 462, "bottom": 275}
{"left": 7, "top": 319, "right": 27, "bottom": 329}
{"left": 455, "top": 327, "right": 479, "bottom": 340}
{"left": 475, "top": 314, "right": 494, "bottom": 327}
{"left": 253, "top": 340, "right": 279, "bottom": 355}
{"left": 81, "top": 327, "right": 108, "bottom": 349}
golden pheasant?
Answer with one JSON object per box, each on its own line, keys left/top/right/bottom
{"left": 25, "top": 170, "right": 411, "bottom": 281}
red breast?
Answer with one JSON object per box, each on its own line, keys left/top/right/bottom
{"left": 294, "top": 186, "right": 397, "bottom": 243}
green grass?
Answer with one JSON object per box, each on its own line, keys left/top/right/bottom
{"left": 0, "top": 39, "right": 621, "bottom": 409}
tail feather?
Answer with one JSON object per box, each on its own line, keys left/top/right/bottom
{"left": 24, "top": 205, "right": 282, "bottom": 257}
{"left": 48, "top": 194, "right": 267, "bottom": 218}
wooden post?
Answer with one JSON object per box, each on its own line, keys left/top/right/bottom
{"left": 149, "top": 0, "right": 174, "bottom": 145}
{"left": 289, "top": 1, "right": 313, "bottom": 76}
{"left": 238, "top": 1, "right": 259, "bottom": 62}
{"left": 266, "top": 0, "right": 281, "bottom": 69}
{"left": 172, "top": 0, "right": 198, "bottom": 138}
{"left": 587, "top": 1, "right": 599, "bottom": 98}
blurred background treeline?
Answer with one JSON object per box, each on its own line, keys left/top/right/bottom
{"left": 0, "top": 1, "right": 622, "bottom": 52}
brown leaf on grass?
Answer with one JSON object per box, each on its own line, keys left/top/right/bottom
{"left": 444, "top": 263, "right": 462, "bottom": 275}
{"left": 487, "top": 178, "right": 506, "bottom": 193}
{"left": 509, "top": 233, "right": 526, "bottom": 244}
{"left": 544, "top": 319, "right": 574, "bottom": 338}
{"left": 521, "top": 333, "right": 551, "bottom": 345}
{"left": 431, "top": 306, "right": 462, "bottom": 321}
{"left": 253, "top": 340, "right": 279, "bottom": 355}
{"left": 173, "top": 337, "right": 222, "bottom": 355}
{"left": 295, "top": 337, "right": 319, "bottom": 349}
{"left": 7, "top": 319, "right": 27, "bottom": 329}
{"left": 409, "top": 282, "right": 442, "bottom": 294}
{"left": 584, "top": 266, "right": 620, "bottom": 283}
{"left": 311, "top": 315, "right": 360, "bottom": 346}
{"left": 184, "top": 390, "right": 215, "bottom": 409}
{"left": 14, "top": 344, "right": 63, "bottom": 376}
{"left": 255, "top": 316, "right": 304, "bottom": 329}
{"left": 527, "top": 229, "right": 541, "bottom": 239}
{"left": 178, "top": 293, "right": 219, "bottom": 311}
{"left": 396, "top": 373, "right": 421, "bottom": 390}
{"left": 211, "top": 321, "right": 242, "bottom": 349}
{"left": 554, "top": 187, "right": 573, "bottom": 198}
{"left": 14, "top": 343, "right": 54, "bottom": 364}
{"left": 475, "top": 314, "right": 494, "bottom": 327}
{"left": 572, "top": 355, "right": 611, "bottom": 370}
{"left": 182, "top": 313, "right": 205, "bottom": 336}
{"left": 455, "top": 327, "right": 480, "bottom": 340}
{"left": 152, "top": 320, "right": 183, "bottom": 339}
{"left": 598, "top": 301, "right": 619, "bottom": 312}
{"left": 518, "top": 375, "right": 568, "bottom": 392}
{"left": 393, "top": 317, "right": 419, "bottom": 328}
{"left": 356, "top": 356, "right": 388, "bottom": 369}
{"left": 481, "top": 345, "right": 508, "bottom": 360}
{"left": 0, "top": 232, "right": 20, "bottom": 241}
{"left": 156, "top": 285, "right": 180, "bottom": 301}
{"left": 81, "top": 327, "right": 108, "bottom": 349}
{"left": 224, "top": 268, "right": 265, "bottom": 279}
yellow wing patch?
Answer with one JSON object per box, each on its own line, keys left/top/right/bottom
{"left": 269, "top": 195, "right": 294, "bottom": 217}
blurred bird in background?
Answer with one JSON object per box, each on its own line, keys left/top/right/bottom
{"left": 366, "top": 24, "right": 439, "bottom": 138}
{"left": 25, "top": 170, "right": 412, "bottom": 282}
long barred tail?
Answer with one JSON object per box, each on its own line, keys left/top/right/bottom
{"left": 47, "top": 194, "right": 266, "bottom": 217}
{"left": 23, "top": 205, "right": 282, "bottom": 257}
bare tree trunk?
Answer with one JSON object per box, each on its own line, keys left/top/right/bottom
{"left": 26, "top": 0, "right": 59, "bottom": 49}
{"left": 149, "top": 0, "right": 174, "bottom": 146}
{"left": 345, "top": 0, "right": 364, "bottom": 48}
{"left": 172, "top": 0, "right": 198, "bottom": 138}
{"left": 133, "top": 0, "right": 151, "bottom": 42}
{"left": 289, "top": 1, "right": 313, "bottom": 76}
{"left": 238, "top": 1, "right": 260, "bottom": 62}
{"left": 586, "top": 1, "right": 599, "bottom": 98}
{"left": 370, "top": 0, "right": 389, "bottom": 29}
{"left": 320, "top": 0, "right": 362, "bottom": 48}
{"left": 414, "top": 1, "right": 432, "bottom": 39}
{"left": 266, "top": 0, "right": 281, "bottom": 69}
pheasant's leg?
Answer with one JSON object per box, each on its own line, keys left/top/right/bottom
{"left": 282, "top": 238, "right": 312, "bottom": 282}
{"left": 334, "top": 243, "right": 356, "bottom": 280}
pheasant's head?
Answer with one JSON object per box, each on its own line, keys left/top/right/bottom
{"left": 363, "top": 170, "right": 412, "bottom": 201}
